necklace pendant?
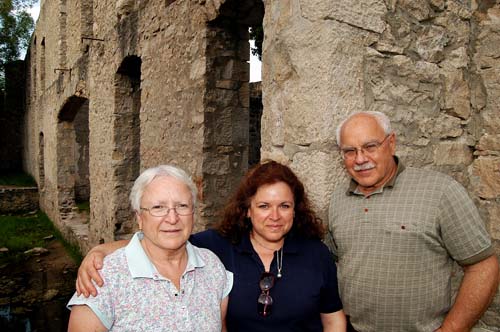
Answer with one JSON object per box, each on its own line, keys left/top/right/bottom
{"left": 277, "top": 271, "right": 282, "bottom": 278}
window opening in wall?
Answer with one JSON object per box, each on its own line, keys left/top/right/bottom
{"left": 40, "top": 37, "right": 45, "bottom": 93}
{"left": 56, "top": 96, "right": 90, "bottom": 221}
{"left": 203, "top": 0, "right": 264, "bottom": 226}
{"left": 249, "top": 26, "right": 262, "bottom": 83}
{"left": 38, "top": 132, "right": 45, "bottom": 190}
{"left": 112, "top": 55, "right": 141, "bottom": 240}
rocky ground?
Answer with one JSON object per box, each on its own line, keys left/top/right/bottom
{"left": 0, "top": 238, "right": 77, "bottom": 332}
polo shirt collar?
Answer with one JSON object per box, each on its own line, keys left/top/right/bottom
{"left": 347, "top": 156, "right": 405, "bottom": 195}
{"left": 125, "top": 231, "right": 205, "bottom": 279}
{"left": 236, "top": 232, "right": 300, "bottom": 255}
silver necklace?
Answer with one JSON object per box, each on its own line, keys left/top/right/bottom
{"left": 250, "top": 234, "right": 284, "bottom": 278}
{"left": 276, "top": 247, "right": 283, "bottom": 278}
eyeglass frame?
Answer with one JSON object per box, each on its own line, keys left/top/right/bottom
{"left": 339, "top": 133, "right": 392, "bottom": 160}
{"left": 139, "top": 204, "right": 194, "bottom": 217}
{"left": 258, "top": 272, "right": 276, "bottom": 317}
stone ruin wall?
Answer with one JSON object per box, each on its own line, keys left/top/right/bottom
{"left": 23, "top": 0, "right": 499, "bottom": 326}
{"left": 261, "top": 0, "right": 500, "bottom": 327}
{"left": 24, "top": 0, "right": 259, "bottom": 251}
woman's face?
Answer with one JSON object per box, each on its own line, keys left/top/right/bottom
{"left": 247, "top": 181, "right": 295, "bottom": 246}
{"left": 137, "top": 176, "right": 194, "bottom": 254}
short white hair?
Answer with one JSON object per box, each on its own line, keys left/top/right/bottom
{"left": 129, "top": 165, "right": 198, "bottom": 212}
{"left": 336, "top": 111, "right": 392, "bottom": 146}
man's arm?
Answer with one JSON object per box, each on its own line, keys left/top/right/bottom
{"left": 438, "top": 255, "right": 499, "bottom": 332}
{"left": 76, "top": 240, "right": 129, "bottom": 297}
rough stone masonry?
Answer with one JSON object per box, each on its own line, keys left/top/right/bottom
{"left": 22, "top": 0, "right": 499, "bottom": 328}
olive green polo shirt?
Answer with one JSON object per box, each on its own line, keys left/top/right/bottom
{"left": 328, "top": 159, "right": 493, "bottom": 332}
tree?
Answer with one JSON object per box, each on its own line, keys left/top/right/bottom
{"left": 0, "top": 0, "right": 35, "bottom": 90}
{"left": 249, "top": 25, "right": 263, "bottom": 61}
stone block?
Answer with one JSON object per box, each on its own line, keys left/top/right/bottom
{"left": 486, "top": 202, "right": 500, "bottom": 240}
{"left": 400, "top": 0, "right": 434, "bottom": 21}
{"left": 470, "top": 157, "right": 500, "bottom": 199}
{"left": 421, "top": 114, "right": 463, "bottom": 139}
{"left": 215, "top": 80, "right": 238, "bottom": 90}
{"left": 433, "top": 142, "right": 473, "bottom": 166}
{"left": 292, "top": 150, "right": 347, "bottom": 220}
{"left": 302, "top": 0, "right": 386, "bottom": 33}
{"left": 415, "top": 25, "right": 448, "bottom": 63}
{"left": 477, "top": 134, "right": 500, "bottom": 154}
{"left": 443, "top": 69, "right": 470, "bottom": 119}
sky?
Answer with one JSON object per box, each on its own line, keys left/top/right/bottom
{"left": 26, "top": 1, "right": 261, "bottom": 82}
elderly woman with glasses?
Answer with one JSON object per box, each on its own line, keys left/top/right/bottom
{"left": 74, "top": 161, "right": 346, "bottom": 332}
{"left": 67, "top": 165, "right": 232, "bottom": 332}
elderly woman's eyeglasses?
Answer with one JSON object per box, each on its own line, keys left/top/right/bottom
{"left": 257, "top": 272, "right": 275, "bottom": 317}
{"left": 140, "top": 204, "right": 193, "bottom": 217}
{"left": 340, "top": 135, "right": 391, "bottom": 160}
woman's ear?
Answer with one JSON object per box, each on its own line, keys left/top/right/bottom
{"left": 136, "top": 211, "right": 143, "bottom": 230}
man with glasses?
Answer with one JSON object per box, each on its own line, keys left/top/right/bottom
{"left": 328, "top": 111, "right": 499, "bottom": 332}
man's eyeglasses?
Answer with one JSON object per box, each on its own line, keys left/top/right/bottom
{"left": 257, "top": 272, "right": 275, "bottom": 317}
{"left": 340, "top": 134, "right": 391, "bottom": 160}
{"left": 140, "top": 204, "right": 193, "bottom": 217}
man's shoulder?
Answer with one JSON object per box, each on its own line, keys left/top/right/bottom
{"left": 332, "top": 178, "right": 352, "bottom": 196}
{"left": 401, "top": 166, "right": 456, "bottom": 186}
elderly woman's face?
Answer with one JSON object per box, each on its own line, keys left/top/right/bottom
{"left": 137, "top": 176, "right": 194, "bottom": 253}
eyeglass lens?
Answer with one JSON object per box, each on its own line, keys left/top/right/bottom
{"left": 258, "top": 272, "right": 275, "bottom": 317}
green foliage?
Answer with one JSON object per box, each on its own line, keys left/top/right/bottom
{"left": 249, "top": 25, "right": 263, "bottom": 61}
{"left": 0, "top": 211, "right": 82, "bottom": 265}
{"left": 76, "top": 200, "right": 90, "bottom": 212}
{"left": 0, "top": 171, "right": 37, "bottom": 186}
{"left": 0, "top": 0, "right": 36, "bottom": 89}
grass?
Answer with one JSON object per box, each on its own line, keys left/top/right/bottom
{"left": 0, "top": 172, "right": 37, "bottom": 187}
{"left": 0, "top": 211, "right": 82, "bottom": 266}
{"left": 76, "top": 201, "right": 90, "bottom": 213}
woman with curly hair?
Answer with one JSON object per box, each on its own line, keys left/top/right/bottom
{"left": 75, "top": 160, "right": 346, "bottom": 331}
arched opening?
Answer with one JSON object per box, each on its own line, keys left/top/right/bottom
{"left": 112, "top": 55, "right": 141, "bottom": 239}
{"left": 40, "top": 37, "right": 45, "bottom": 93}
{"left": 203, "top": 0, "right": 264, "bottom": 224}
{"left": 57, "top": 96, "right": 90, "bottom": 218}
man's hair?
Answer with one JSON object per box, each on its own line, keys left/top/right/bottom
{"left": 336, "top": 111, "right": 392, "bottom": 146}
{"left": 129, "top": 165, "right": 198, "bottom": 212}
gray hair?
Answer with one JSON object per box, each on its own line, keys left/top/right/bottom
{"left": 336, "top": 111, "right": 392, "bottom": 146}
{"left": 129, "top": 165, "right": 198, "bottom": 212}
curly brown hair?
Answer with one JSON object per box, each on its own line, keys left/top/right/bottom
{"left": 216, "top": 160, "right": 325, "bottom": 244}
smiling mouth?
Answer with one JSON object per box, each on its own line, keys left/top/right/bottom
{"left": 267, "top": 225, "right": 282, "bottom": 230}
{"left": 354, "top": 163, "right": 375, "bottom": 172}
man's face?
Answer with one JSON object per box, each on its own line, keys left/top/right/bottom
{"left": 339, "top": 114, "right": 397, "bottom": 195}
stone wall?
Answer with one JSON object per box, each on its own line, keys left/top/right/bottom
{"left": 261, "top": 0, "right": 500, "bottom": 328}
{"left": 0, "top": 187, "right": 39, "bottom": 213}
{"left": 23, "top": 0, "right": 263, "bottom": 246}
{"left": 23, "top": 0, "right": 499, "bottom": 327}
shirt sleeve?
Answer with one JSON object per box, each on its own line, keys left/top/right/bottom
{"left": 66, "top": 279, "right": 115, "bottom": 329}
{"left": 318, "top": 243, "right": 343, "bottom": 313}
{"left": 223, "top": 270, "right": 233, "bottom": 298}
{"left": 439, "top": 178, "right": 493, "bottom": 265}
